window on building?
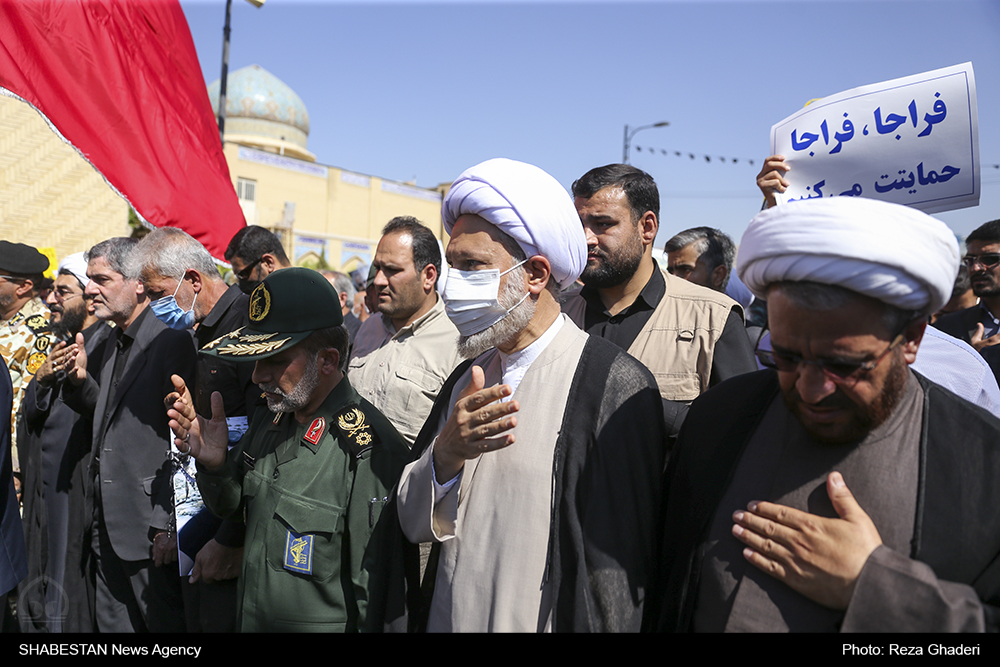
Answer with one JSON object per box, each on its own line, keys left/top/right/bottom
{"left": 237, "top": 178, "right": 256, "bottom": 202}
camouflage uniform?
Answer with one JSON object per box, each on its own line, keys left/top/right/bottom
{"left": 0, "top": 297, "right": 52, "bottom": 471}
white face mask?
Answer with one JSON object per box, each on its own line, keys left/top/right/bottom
{"left": 442, "top": 260, "right": 528, "bottom": 336}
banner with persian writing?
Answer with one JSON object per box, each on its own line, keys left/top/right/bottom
{"left": 771, "top": 63, "right": 979, "bottom": 214}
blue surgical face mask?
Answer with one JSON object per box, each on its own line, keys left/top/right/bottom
{"left": 150, "top": 278, "right": 198, "bottom": 330}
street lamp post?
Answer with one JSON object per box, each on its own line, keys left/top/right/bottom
{"left": 623, "top": 121, "right": 669, "bottom": 164}
{"left": 217, "top": 0, "right": 265, "bottom": 143}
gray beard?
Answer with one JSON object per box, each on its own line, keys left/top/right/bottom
{"left": 457, "top": 265, "right": 536, "bottom": 360}
{"left": 259, "top": 353, "right": 321, "bottom": 413}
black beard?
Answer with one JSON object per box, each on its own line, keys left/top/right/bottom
{"left": 972, "top": 279, "right": 1000, "bottom": 298}
{"left": 581, "top": 243, "right": 643, "bottom": 289}
{"left": 51, "top": 303, "right": 87, "bottom": 340}
{"left": 783, "top": 353, "right": 908, "bottom": 445}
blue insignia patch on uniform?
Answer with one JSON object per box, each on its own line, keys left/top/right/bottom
{"left": 284, "top": 530, "right": 313, "bottom": 575}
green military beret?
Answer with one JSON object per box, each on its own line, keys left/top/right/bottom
{"left": 0, "top": 241, "right": 49, "bottom": 275}
{"left": 201, "top": 267, "right": 343, "bottom": 360}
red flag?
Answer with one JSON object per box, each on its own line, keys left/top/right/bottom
{"left": 0, "top": 0, "right": 245, "bottom": 261}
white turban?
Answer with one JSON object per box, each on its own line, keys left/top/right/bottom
{"left": 58, "top": 251, "right": 90, "bottom": 289}
{"left": 737, "top": 197, "right": 959, "bottom": 315}
{"left": 442, "top": 158, "right": 587, "bottom": 290}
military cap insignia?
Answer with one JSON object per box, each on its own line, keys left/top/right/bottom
{"left": 201, "top": 268, "right": 339, "bottom": 361}
{"left": 216, "top": 337, "right": 290, "bottom": 357}
{"left": 249, "top": 283, "right": 271, "bottom": 323}
{"left": 241, "top": 332, "right": 278, "bottom": 342}
{"left": 26, "top": 352, "right": 46, "bottom": 375}
{"left": 283, "top": 530, "right": 313, "bottom": 575}
{"left": 303, "top": 417, "right": 325, "bottom": 446}
{"left": 335, "top": 406, "right": 379, "bottom": 457}
{"left": 202, "top": 327, "right": 242, "bottom": 351}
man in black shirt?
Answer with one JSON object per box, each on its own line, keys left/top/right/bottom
{"left": 563, "top": 164, "right": 757, "bottom": 436}
{"left": 933, "top": 219, "right": 1000, "bottom": 356}
{"left": 133, "top": 227, "right": 262, "bottom": 632}
{"left": 64, "top": 237, "right": 196, "bottom": 632}
{"left": 224, "top": 225, "right": 292, "bottom": 295}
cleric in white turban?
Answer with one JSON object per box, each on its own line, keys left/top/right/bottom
{"left": 393, "top": 157, "right": 666, "bottom": 633}
{"left": 58, "top": 252, "right": 91, "bottom": 289}
{"left": 737, "top": 196, "right": 959, "bottom": 315}
{"left": 442, "top": 158, "right": 587, "bottom": 290}
{"left": 645, "top": 194, "right": 1000, "bottom": 635}
{"left": 738, "top": 197, "right": 999, "bottom": 416}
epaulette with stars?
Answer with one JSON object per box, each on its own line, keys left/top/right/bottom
{"left": 334, "top": 405, "right": 379, "bottom": 458}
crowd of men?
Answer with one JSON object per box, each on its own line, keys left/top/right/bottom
{"left": 3, "top": 154, "right": 1000, "bottom": 634}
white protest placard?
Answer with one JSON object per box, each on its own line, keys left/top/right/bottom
{"left": 771, "top": 63, "right": 979, "bottom": 214}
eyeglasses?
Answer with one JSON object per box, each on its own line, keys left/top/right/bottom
{"left": 52, "top": 286, "right": 84, "bottom": 302}
{"left": 755, "top": 333, "right": 906, "bottom": 381}
{"left": 235, "top": 258, "right": 263, "bottom": 282}
{"left": 0, "top": 274, "right": 26, "bottom": 283}
{"left": 962, "top": 253, "right": 1000, "bottom": 270}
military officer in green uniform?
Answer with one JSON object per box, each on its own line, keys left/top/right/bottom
{"left": 166, "top": 267, "right": 410, "bottom": 632}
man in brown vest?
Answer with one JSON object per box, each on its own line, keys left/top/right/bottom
{"left": 562, "top": 164, "right": 756, "bottom": 437}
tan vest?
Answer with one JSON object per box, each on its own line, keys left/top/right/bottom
{"left": 564, "top": 270, "right": 742, "bottom": 402}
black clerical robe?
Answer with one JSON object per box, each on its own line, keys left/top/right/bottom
{"left": 644, "top": 369, "right": 1000, "bottom": 632}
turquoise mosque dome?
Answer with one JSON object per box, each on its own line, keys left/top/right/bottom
{"left": 208, "top": 64, "right": 314, "bottom": 161}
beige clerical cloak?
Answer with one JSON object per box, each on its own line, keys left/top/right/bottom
{"left": 397, "top": 319, "right": 587, "bottom": 632}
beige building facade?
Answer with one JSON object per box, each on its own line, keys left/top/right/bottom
{"left": 213, "top": 65, "right": 445, "bottom": 274}
{"left": 0, "top": 64, "right": 445, "bottom": 273}
{"left": 225, "top": 141, "right": 445, "bottom": 274}
{"left": 0, "top": 92, "right": 130, "bottom": 262}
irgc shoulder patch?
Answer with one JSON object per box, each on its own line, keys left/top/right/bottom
{"left": 283, "top": 530, "right": 313, "bottom": 575}
{"left": 335, "top": 406, "right": 380, "bottom": 458}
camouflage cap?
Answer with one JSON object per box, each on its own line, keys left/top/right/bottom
{"left": 200, "top": 267, "right": 343, "bottom": 360}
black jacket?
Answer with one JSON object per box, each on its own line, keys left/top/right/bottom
{"left": 64, "top": 308, "right": 196, "bottom": 562}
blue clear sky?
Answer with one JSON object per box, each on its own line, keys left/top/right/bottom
{"left": 178, "top": 0, "right": 1000, "bottom": 246}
